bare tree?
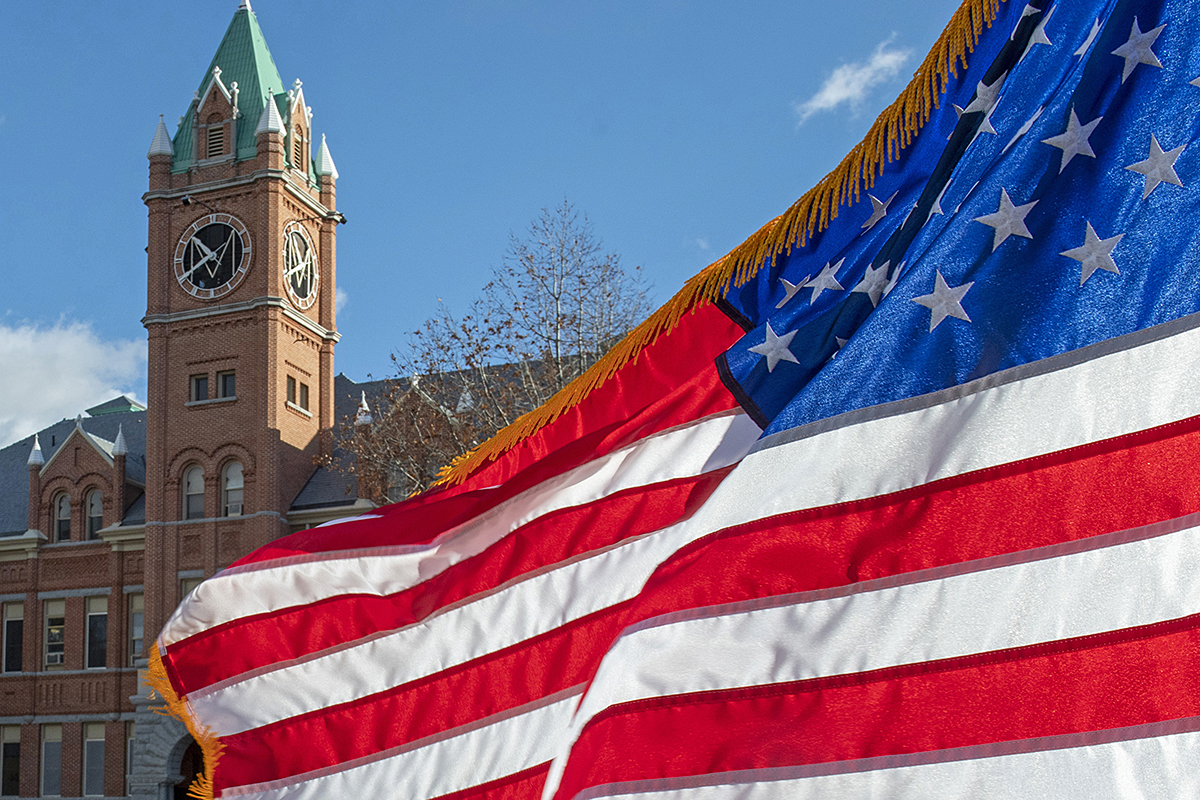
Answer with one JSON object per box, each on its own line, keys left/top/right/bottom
{"left": 333, "top": 200, "right": 651, "bottom": 503}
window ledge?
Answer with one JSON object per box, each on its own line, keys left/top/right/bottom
{"left": 186, "top": 396, "right": 236, "bottom": 407}
{"left": 285, "top": 401, "right": 313, "bottom": 418}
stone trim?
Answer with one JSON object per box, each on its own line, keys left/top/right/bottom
{"left": 38, "top": 588, "right": 112, "bottom": 599}
{"left": 142, "top": 295, "right": 340, "bottom": 343}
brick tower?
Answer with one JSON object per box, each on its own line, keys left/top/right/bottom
{"left": 140, "top": 0, "right": 341, "bottom": 693}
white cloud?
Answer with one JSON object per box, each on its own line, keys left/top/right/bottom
{"left": 794, "top": 37, "right": 912, "bottom": 124}
{"left": 0, "top": 321, "right": 146, "bottom": 446}
{"left": 335, "top": 286, "right": 349, "bottom": 315}
{"left": 695, "top": 238, "right": 710, "bottom": 252}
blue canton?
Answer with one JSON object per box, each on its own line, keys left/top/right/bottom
{"left": 722, "top": 0, "right": 1200, "bottom": 439}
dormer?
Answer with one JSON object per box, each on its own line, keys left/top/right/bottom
{"left": 193, "top": 66, "right": 240, "bottom": 165}
{"left": 286, "top": 79, "right": 314, "bottom": 175}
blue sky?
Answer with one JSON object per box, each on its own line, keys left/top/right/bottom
{"left": 0, "top": 0, "right": 962, "bottom": 444}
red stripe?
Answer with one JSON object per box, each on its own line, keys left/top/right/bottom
{"left": 430, "top": 762, "right": 549, "bottom": 800}
{"left": 213, "top": 605, "right": 630, "bottom": 790}
{"left": 229, "top": 303, "right": 743, "bottom": 567}
{"left": 167, "top": 468, "right": 731, "bottom": 693}
{"left": 621, "top": 414, "right": 1200, "bottom": 630}
{"left": 552, "top": 617, "right": 1200, "bottom": 800}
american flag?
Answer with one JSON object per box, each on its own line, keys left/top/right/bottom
{"left": 157, "top": 0, "right": 1200, "bottom": 797}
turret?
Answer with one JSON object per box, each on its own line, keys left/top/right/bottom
{"left": 26, "top": 435, "right": 43, "bottom": 532}
{"left": 147, "top": 115, "right": 174, "bottom": 191}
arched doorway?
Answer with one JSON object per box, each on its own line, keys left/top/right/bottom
{"left": 173, "top": 739, "right": 203, "bottom": 800}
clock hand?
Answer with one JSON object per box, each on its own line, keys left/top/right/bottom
{"left": 182, "top": 240, "right": 219, "bottom": 282}
{"left": 207, "top": 231, "right": 236, "bottom": 278}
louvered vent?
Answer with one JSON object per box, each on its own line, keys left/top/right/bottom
{"left": 207, "top": 125, "right": 225, "bottom": 158}
{"left": 293, "top": 131, "right": 303, "bottom": 168}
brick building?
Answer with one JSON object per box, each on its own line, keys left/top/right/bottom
{"left": 0, "top": 3, "right": 381, "bottom": 797}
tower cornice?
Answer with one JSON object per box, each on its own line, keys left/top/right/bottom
{"left": 141, "top": 168, "right": 336, "bottom": 220}
{"left": 141, "top": 295, "right": 341, "bottom": 344}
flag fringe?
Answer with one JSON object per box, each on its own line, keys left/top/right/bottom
{"left": 433, "top": 0, "right": 1002, "bottom": 488}
{"left": 144, "top": 643, "right": 225, "bottom": 800}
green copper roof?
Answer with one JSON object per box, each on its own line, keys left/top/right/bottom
{"left": 171, "top": 6, "right": 285, "bottom": 172}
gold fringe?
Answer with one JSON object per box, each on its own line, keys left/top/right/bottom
{"left": 433, "top": 0, "right": 1002, "bottom": 489}
{"left": 144, "top": 643, "right": 225, "bottom": 800}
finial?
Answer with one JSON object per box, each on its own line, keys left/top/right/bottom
{"left": 113, "top": 425, "right": 127, "bottom": 457}
{"left": 75, "top": 414, "right": 83, "bottom": 431}
{"left": 213, "top": 66, "right": 222, "bottom": 78}
{"left": 148, "top": 115, "right": 174, "bottom": 158}
{"left": 314, "top": 134, "right": 339, "bottom": 179}
{"left": 355, "top": 392, "right": 373, "bottom": 426}
{"left": 293, "top": 79, "right": 303, "bottom": 91}
{"left": 239, "top": 0, "right": 252, "bottom": 10}
{"left": 27, "top": 435, "right": 44, "bottom": 467}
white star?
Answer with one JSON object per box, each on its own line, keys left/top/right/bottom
{"left": 775, "top": 277, "right": 803, "bottom": 309}
{"left": 748, "top": 322, "right": 800, "bottom": 372}
{"left": 1192, "top": 76, "right": 1200, "bottom": 88}
{"left": 963, "top": 72, "right": 1007, "bottom": 117}
{"left": 852, "top": 261, "right": 890, "bottom": 307}
{"left": 1126, "top": 134, "right": 1185, "bottom": 198}
{"left": 883, "top": 261, "right": 906, "bottom": 298}
{"left": 912, "top": 270, "right": 974, "bottom": 332}
{"left": 1003, "top": 106, "right": 1044, "bottom": 154}
{"left": 1076, "top": 18, "right": 1101, "bottom": 57}
{"left": 861, "top": 191, "right": 897, "bottom": 230}
{"left": 1020, "top": 6, "right": 1054, "bottom": 61}
{"left": 1061, "top": 221, "right": 1123, "bottom": 285}
{"left": 930, "top": 179, "right": 951, "bottom": 217}
{"left": 1041, "top": 108, "right": 1101, "bottom": 172}
{"left": 831, "top": 335, "right": 850, "bottom": 358}
{"left": 974, "top": 188, "right": 1037, "bottom": 250}
{"left": 1112, "top": 18, "right": 1165, "bottom": 83}
{"left": 805, "top": 258, "right": 845, "bottom": 303}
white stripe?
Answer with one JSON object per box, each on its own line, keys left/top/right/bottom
{"left": 578, "top": 729, "right": 1200, "bottom": 800}
{"left": 567, "top": 521, "right": 1200, "bottom": 744}
{"left": 700, "top": 320, "right": 1200, "bottom": 533}
{"left": 542, "top": 323, "right": 1200, "bottom": 798}
{"left": 225, "top": 693, "right": 581, "bottom": 800}
{"left": 161, "top": 411, "right": 758, "bottom": 646}
{"left": 192, "top": 503, "right": 730, "bottom": 734}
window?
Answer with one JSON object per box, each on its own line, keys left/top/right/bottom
{"left": 190, "top": 374, "right": 209, "bottom": 402}
{"left": 293, "top": 127, "right": 303, "bottom": 167}
{"left": 222, "top": 462, "right": 244, "bottom": 517}
{"left": 3, "top": 602, "right": 22, "bottom": 674}
{"left": 299, "top": 382, "right": 310, "bottom": 411}
{"left": 1, "top": 726, "right": 18, "bottom": 796}
{"left": 183, "top": 466, "right": 204, "bottom": 520}
{"left": 86, "top": 489, "right": 103, "bottom": 539}
{"left": 40, "top": 724, "right": 61, "bottom": 797}
{"left": 53, "top": 494, "right": 70, "bottom": 542}
{"left": 286, "top": 375, "right": 296, "bottom": 404}
{"left": 180, "top": 578, "right": 203, "bottom": 603}
{"left": 83, "top": 723, "right": 104, "bottom": 797}
{"left": 43, "top": 600, "right": 64, "bottom": 669}
{"left": 128, "top": 593, "right": 144, "bottom": 666}
{"left": 86, "top": 596, "right": 107, "bottom": 670}
{"left": 218, "top": 370, "right": 236, "bottom": 398}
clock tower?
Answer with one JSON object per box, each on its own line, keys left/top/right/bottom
{"left": 141, "top": 1, "right": 342, "bottom": 644}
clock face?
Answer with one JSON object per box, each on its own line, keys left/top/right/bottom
{"left": 282, "top": 222, "right": 319, "bottom": 310}
{"left": 174, "top": 214, "right": 252, "bottom": 300}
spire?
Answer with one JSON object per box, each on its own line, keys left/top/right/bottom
{"left": 315, "top": 134, "right": 339, "bottom": 179}
{"left": 256, "top": 94, "right": 284, "bottom": 135}
{"left": 27, "top": 435, "right": 44, "bottom": 467}
{"left": 112, "top": 425, "right": 127, "bottom": 457}
{"left": 355, "top": 392, "right": 373, "bottom": 426}
{"left": 239, "top": 0, "right": 252, "bottom": 10}
{"left": 171, "top": 4, "right": 284, "bottom": 170}
{"left": 148, "top": 115, "right": 174, "bottom": 158}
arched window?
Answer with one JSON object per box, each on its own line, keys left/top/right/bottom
{"left": 183, "top": 466, "right": 204, "bottom": 520}
{"left": 222, "top": 462, "right": 244, "bottom": 517}
{"left": 85, "top": 489, "right": 103, "bottom": 539}
{"left": 53, "top": 494, "right": 70, "bottom": 542}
